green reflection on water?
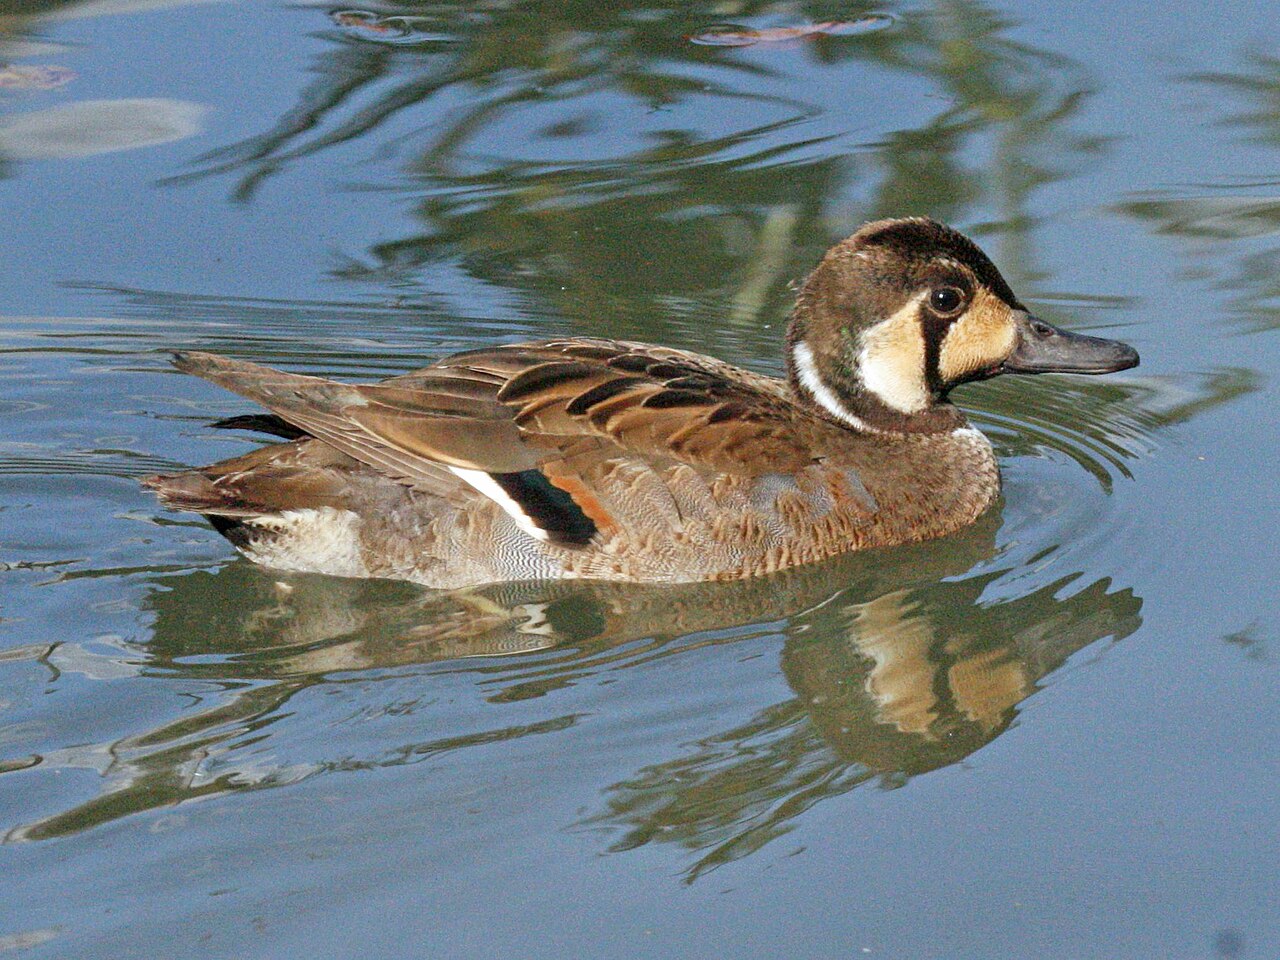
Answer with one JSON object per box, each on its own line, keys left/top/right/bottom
{"left": 166, "top": 1, "right": 1102, "bottom": 347}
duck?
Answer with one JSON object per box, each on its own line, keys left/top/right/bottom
{"left": 143, "top": 217, "right": 1138, "bottom": 588}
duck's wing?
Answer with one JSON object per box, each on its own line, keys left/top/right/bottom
{"left": 170, "top": 340, "right": 856, "bottom": 545}
{"left": 174, "top": 340, "right": 838, "bottom": 474}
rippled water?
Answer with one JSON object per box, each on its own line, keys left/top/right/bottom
{"left": 2, "top": 2, "right": 1278, "bottom": 958}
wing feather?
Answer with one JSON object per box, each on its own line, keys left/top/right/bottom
{"left": 172, "top": 340, "right": 842, "bottom": 490}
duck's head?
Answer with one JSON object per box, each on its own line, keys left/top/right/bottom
{"left": 785, "top": 217, "right": 1139, "bottom": 432}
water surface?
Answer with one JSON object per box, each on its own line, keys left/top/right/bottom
{"left": 1, "top": 1, "right": 1278, "bottom": 958}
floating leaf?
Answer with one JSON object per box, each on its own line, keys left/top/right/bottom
{"left": 329, "top": 9, "right": 454, "bottom": 45}
{"left": 687, "top": 16, "right": 893, "bottom": 48}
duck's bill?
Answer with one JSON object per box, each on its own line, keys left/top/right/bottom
{"left": 1001, "top": 311, "right": 1140, "bottom": 375}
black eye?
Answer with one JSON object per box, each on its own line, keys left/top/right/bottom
{"left": 930, "top": 286, "right": 965, "bottom": 315}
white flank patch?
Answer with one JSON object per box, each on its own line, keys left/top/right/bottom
{"left": 448, "top": 466, "right": 551, "bottom": 543}
{"left": 246, "top": 507, "right": 369, "bottom": 578}
{"left": 791, "top": 341, "right": 875, "bottom": 432}
{"left": 858, "top": 293, "right": 930, "bottom": 414}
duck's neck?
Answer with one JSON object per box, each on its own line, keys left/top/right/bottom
{"left": 784, "top": 318, "right": 966, "bottom": 435}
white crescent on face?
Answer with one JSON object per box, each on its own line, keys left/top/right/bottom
{"left": 857, "top": 292, "right": 931, "bottom": 414}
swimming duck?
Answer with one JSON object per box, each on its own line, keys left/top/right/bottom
{"left": 144, "top": 217, "right": 1138, "bottom": 587}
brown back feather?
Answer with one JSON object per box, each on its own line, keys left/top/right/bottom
{"left": 170, "top": 340, "right": 844, "bottom": 488}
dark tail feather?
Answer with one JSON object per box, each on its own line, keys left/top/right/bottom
{"left": 206, "top": 514, "right": 254, "bottom": 548}
{"left": 210, "top": 413, "right": 308, "bottom": 440}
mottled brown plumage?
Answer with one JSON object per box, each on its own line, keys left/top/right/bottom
{"left": 144, "top": 218, "right": 1138, "bottom": 587}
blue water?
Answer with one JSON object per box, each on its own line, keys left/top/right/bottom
{"left": 1, "top": 1, "right": 1278, "bottom": 957}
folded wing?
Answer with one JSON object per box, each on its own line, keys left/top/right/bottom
{"left": 171, "top": 340, "right": 849, "bottom": 547}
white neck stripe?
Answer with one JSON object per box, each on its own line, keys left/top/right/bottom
{"left": 792, "top": 341, "right": 878, "bottom": 433}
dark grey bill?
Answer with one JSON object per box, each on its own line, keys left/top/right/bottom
{"left": 1002, "top": 311, "right": 1140, "bottom": 375}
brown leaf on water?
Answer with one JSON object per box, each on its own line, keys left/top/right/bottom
{"left": 687, "top": 16, "right": 893, "bottom": 48}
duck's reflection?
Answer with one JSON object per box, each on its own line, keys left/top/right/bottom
{"left": 585, "top": 556, "right": 1138, "bottom": 879}
{"left": 787, "top": 571, "right": 1133, "bottom": 773}
{"left": 9, "top": 510, "right": 1139, "bottom": 864}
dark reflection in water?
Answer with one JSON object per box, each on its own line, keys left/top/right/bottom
{"left": 164, "top": 0, "right": 1101, "bottom": 347}
{"left": 591, "top": 569, "right": 1137, "bottom": 881}
{"left": 6, "top": 508, "right": 1139, "bottom": 882}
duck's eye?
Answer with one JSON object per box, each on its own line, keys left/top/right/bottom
{"left": 930, "top": 286, "right": 965, "bottom": 315}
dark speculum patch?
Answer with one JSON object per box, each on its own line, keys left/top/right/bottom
{"left": 496, "top": 361, "right": 599, "bottom": 402}
{"left": 645, "top": 362, "right": 697, "bottom": 380}
{"left": 605, "top": 354, "right": 657, "bottom": 373}
{"left": 565, "top": 377, "right": 646, "bottom": 415}
{"left": 706, "top": 401, "right": 749, "bottom": 423}
{"left": 491, "top": 470, "right": 597, "bottom": 546}
{"left": 560, "top": 342, "right": 621, "bottom": 360}
{"left": 661, "top": 374, "right": 709, "bottom": 389}
{"left": 641, "top": 389, "right": 710, "bottom": 409}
